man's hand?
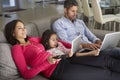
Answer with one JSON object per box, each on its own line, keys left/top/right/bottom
{"left": 95, "top": 40, "right": 102, "bottom": 46}
{"left": 81, "top": 43, "right": 100, "bottom": 50}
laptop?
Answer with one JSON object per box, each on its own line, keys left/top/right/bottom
{"left": 71, "top": 32, "right": 120, "bottom": 54}
{"left": 99, "top": 32, "right": 120, "bottom": 51}
{"left": 71, "top": 35, "right": 82, "bottom": 54}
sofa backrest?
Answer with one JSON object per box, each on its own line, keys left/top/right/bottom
{"left": 0, "top": 31, "right": 7, "bottom": 43}
{"left": 0, "top": 43, "right": 23, "bottom": 80}
{"left": 50, "top": 16, "right": 60, "bottom": 31}
{"left": 30, "top": 17, "right": 51, "bottom": 37}
{"left": 30, "top": 15, "right": 62, "bottom": 37}
{"left": 26, "top": 22, "right": 39, "bottom": 37}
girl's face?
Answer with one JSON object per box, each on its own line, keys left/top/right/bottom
{"left": 49, "top": 34, "right": 58, "bottom": 48}
{"left": 13, "top": 21, "right": 27, "bottom": 40}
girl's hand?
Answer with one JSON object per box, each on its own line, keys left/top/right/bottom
{"left": 68, "top": 50, "right": 73, "bottom": 57}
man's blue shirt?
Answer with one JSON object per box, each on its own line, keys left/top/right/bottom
{"left": 52, "top": 16, "right": 100, "bottom": 44}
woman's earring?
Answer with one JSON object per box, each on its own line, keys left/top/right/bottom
{"left": 13, "top": 33, "right": 15, "bottom": 36}
{"left": 45, "top": 42, "right": 48, "bottom": 45}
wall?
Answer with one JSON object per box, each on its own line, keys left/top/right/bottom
{"left": 19, "top": 0, "right": 35, "bottom": 9}
{"left": 0, "top": 0, "right": 2, "bottom": 14}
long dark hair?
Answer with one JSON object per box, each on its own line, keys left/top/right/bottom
{"left": 41, "top": 29, "right": 57, "bottom": 50}
{"left": 4, "top": 19, "right": 28, "bottom": 45}
{"left": 64, "top": 0, "right": 78, "bottom": 9}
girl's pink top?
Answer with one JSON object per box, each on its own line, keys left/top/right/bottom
{"left": 47, "top": 42, "right": 70, "bottom": 55}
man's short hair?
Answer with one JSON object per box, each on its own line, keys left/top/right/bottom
{"left": 64, "top": 0, "right": 78, "bottom": 9}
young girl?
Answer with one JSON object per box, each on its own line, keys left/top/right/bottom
{"left": 41, "top": 29, "right": 72, "bottom": 58}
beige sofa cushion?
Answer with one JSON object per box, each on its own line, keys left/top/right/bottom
{"left": 30, "top": 15, "right": 62, "bottom": 37}
{"left": 26, "top": 23, "right": 39, "bottom": 37}
{"left": 30, "top": 17, "right": 51, "bottom": 37}
{"left": 0, "top": 31, "right": 7, "bottom": 43}
{"left": 0, "top": 43, "right": 22, "bottom": 80}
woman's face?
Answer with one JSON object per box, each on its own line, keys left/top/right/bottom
{"left": 13, "top": 21, "right": 27, "bottom": 40}
{"left": 49, "top": 34, "right": 58, "bottom": 48}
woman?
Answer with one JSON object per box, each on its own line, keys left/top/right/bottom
{"left": 4, "top": 19, "right": 120, "bottom": 80}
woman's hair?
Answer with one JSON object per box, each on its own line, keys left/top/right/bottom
{"left": 41, "top": 29, "right": 56, "bottom": 50}
{"left": 4, "top": 19, "right": 28, "bottom": 45}
{"left": 64, "top": 0, "right": 78, "bottom": 9}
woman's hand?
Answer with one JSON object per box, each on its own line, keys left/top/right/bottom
{"left": 47, "top": 55, "right": 57, "bottom": 64}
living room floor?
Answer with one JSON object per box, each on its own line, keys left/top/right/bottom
{"left": 0, "top": 1, "right": 116, "bottom": 33}
{"left": 0, "top": 2, "right": 64, "bottom": 30}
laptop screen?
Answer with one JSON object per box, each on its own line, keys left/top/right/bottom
{"left": 71, "top": 32, "right": 120, "bottom": 54}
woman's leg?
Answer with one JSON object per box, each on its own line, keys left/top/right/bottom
{"left": 50, "top": 59, "right": 110, "bottom": 80}
{"left": 106, "top": 48, "right": 120, "bottom": 59}
{"left": 68, "top": 48, "right": 120, "bottom": 68}
{"left": 67, "top": 52, "right": 108, "bottom": 68}
{"left": 49, "top": 59, "right": 62, "bottom": 80}
{"left": 50, "top": 59, "right": 75, "bottom": 80}
{"left": 104, "top": 48, "right": 120, "bottom": 73}
{"left": 106, "top": 56, "right": 120, "bottom": 73}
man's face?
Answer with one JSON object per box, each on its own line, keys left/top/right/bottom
{"left": 64, "top": 6, "right": 78, "bottom": 21}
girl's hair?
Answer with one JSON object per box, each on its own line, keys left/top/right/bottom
{"left": 4, "top": 19, "right": 28, "bottom": 45}
{"left": 64, "top": 0, "right": 78, "bottom": 9}
{"left": 41, "top": 29, "right": 56, "bottom": 50}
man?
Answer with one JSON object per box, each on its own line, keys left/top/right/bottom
{"left": 52, "top": 0, "right": 120, "bottom": 75}
{"left": 52, "top": 0, "right": 102, "bottom": 50}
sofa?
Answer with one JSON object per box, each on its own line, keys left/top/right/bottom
{"left": 0, "top": 15, "right": 120, "bottom": 80}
